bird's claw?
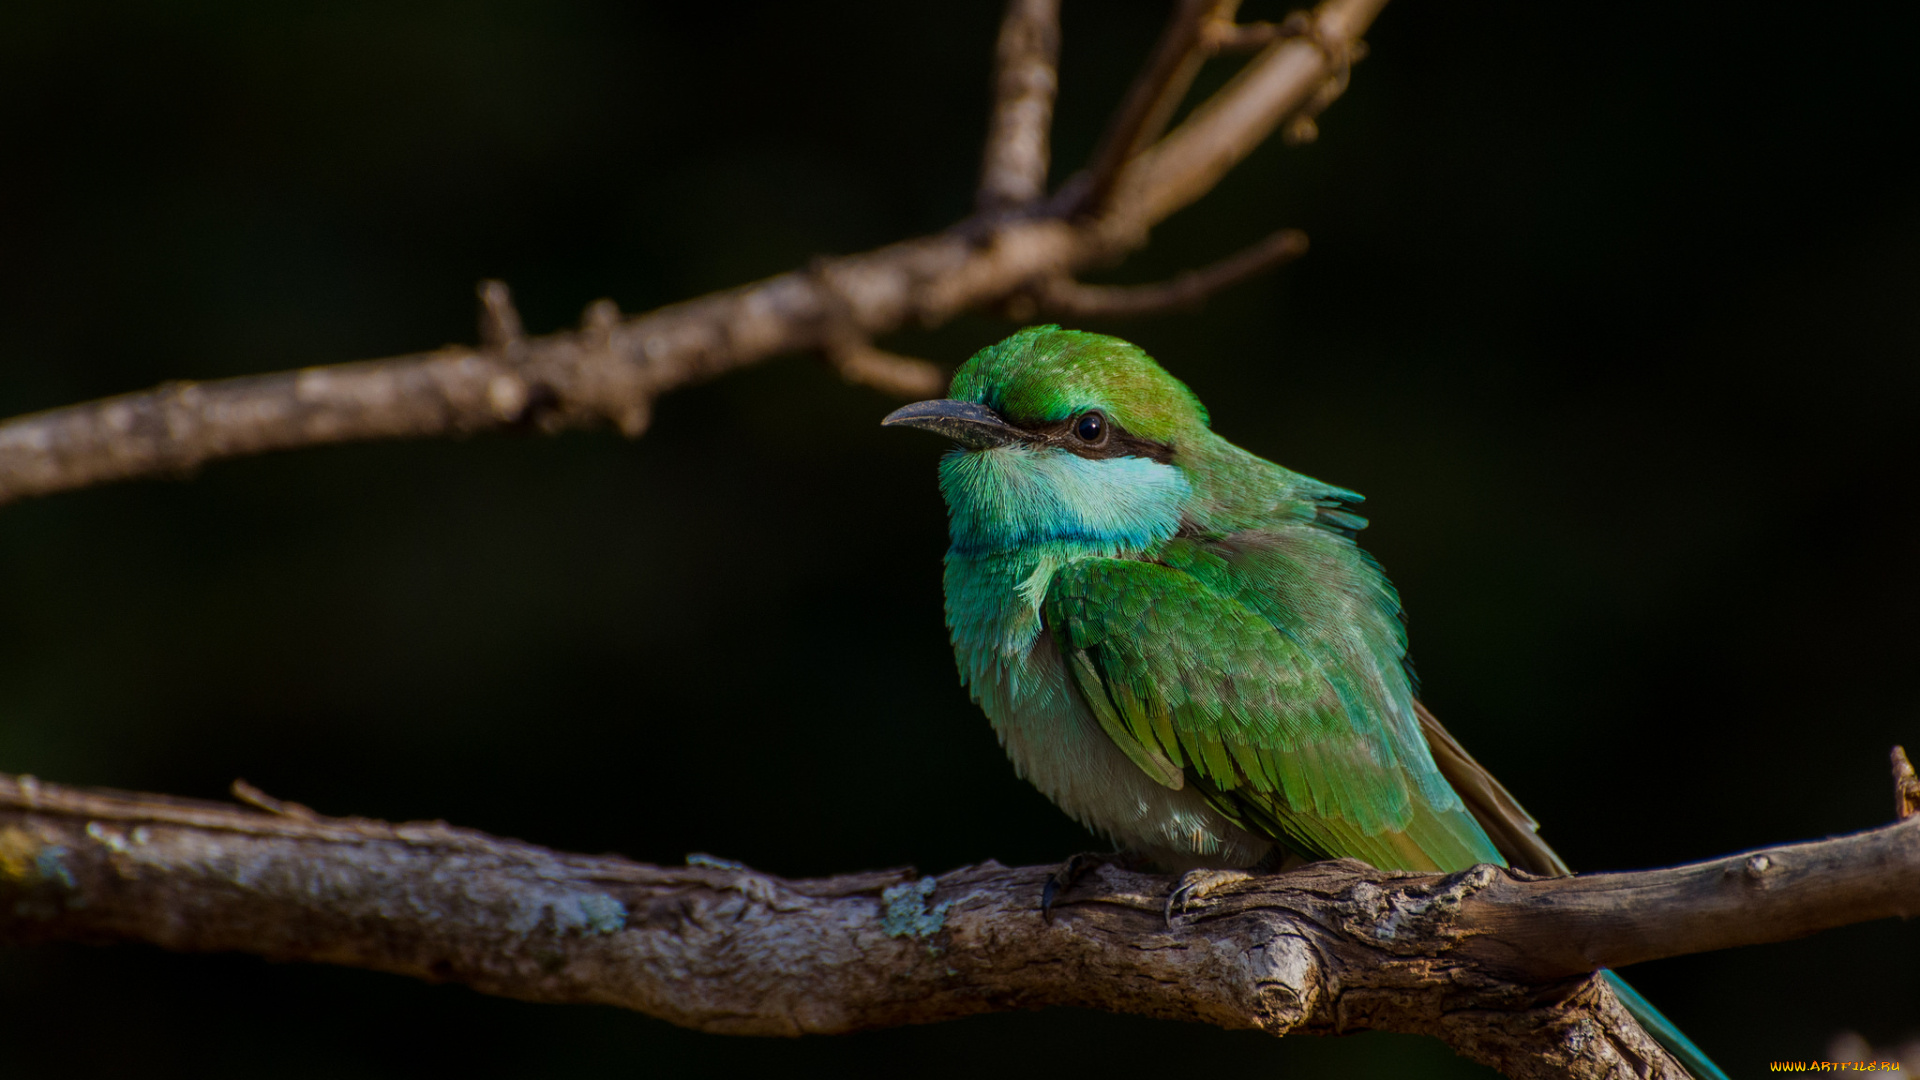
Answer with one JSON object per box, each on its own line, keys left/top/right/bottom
{"left": 1163, "top": 869, "right": 1253, "bottom": 926}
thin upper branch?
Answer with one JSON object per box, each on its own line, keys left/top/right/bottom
{"left": 823, "top": 339, "right": 948, "bottom": 399}
{"left": 5, "top": 766, "right": 1916, "bottom": 1078}
{"left": 1067, "top": 0, "right": 1238, "bottom": 216}
{"left": 1204, "top": 19, "right": 1289, "bottom": 54}
{"left": 1106, "top": 0, "right": 1387, "bottom": 236}
{"left": 977, "top": 0, "right": 1063, "bottom": 211}
{"left": 1031, "top": 227, "right": 1307, "bottom": 317}
{"left": 0, "top": 0, "right": 1388, "bottom": 510}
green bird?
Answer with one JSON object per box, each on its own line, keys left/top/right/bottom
{"left": 884, "top": 326, "right": 1724, "bottom": 1080}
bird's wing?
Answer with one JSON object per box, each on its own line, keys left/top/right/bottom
{"left": 1044, "top": 553, "right": 1502, "bottom": 872}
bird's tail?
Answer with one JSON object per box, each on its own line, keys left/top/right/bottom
{"left": 1602, "top": 971, "right": 1727, "bottom": 1080}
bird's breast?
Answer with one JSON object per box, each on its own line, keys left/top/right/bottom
{"left": 941, "top": 551, "right": 1271, "bottom": 871}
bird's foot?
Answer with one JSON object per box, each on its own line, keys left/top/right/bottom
{"left": 1163, "top": 847, "right": 1296, "bottom": 925}
{"left": 1163, "top": 869, "right": 1255, "bottom": 925}
{"left": 1041, "top": 849, "right": 1148, "bottom": 923}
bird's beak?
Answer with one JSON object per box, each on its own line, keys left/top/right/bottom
{"left": 881, "top": 399, "right": 1022, "bottom": 449}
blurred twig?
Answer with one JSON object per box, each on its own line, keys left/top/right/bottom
{"left": 977, "top": 0, "right": 1062, "bottom": 211}
{"left": 5, "top": 765, "right": 1918, "bottom": 1079}
{"left": 1024, "top": 227, "right": 1308, "bottom": 318}
{"left": 0, "top": 0, "right": 1387, "bottom": 509}
{"left": 1064, "top": 0, "right": 1237, "bottom": 217}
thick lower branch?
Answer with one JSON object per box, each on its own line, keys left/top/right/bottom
{"left": 1454, "top": 819, "right": 1920, "bottom": 980}
{"left": 6, "top": 771, "right": 1913, "bottom": 1078}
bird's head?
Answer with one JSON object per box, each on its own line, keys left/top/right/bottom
{"left": 884, "top": 326, "right": 1211, "bottom": 555}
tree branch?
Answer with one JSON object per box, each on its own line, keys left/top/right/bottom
{"left": 1027, "top": 227, "right": 1308, "bottom": 318}
{"left": 977, "top": 0, "right": 1062, "bottom": 212}
{"left": 822, "top": 339, "right": 948, "bottom": 399}
{"left": 1105, "top": 0, "right": 1384, "bottom": 235}
{"left": 4, "top": 762, "right": 1916, "bottom": 1078}
{"left": 1893, "top": 745, "right": 1920, "bottom": 821}
{"left": 0, "top": 0, "right": 1386, "bottom": 510}
{"left": 1065, "top": 0, "right": 1237, "bottom": 217}
{"left": 1203, "top": 19, "right": 1290, "bottom": 54}
{"left": 477, "top": 279, "right": 527, "bottom": 354}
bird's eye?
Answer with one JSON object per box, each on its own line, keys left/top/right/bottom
{"left": 1074, "top": 412, "right": 1105, "bottom": 442}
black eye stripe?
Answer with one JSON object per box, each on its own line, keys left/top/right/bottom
{"left": 1001, "top": 410, "right": 1174, "bottom": 464}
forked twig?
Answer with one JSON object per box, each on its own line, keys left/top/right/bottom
{"left": 1066, "top": 0, "right": 1238, "bottom": 217}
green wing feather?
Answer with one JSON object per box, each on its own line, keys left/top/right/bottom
{"left": 1043, "top": 543, "right": 1502, "bottom": 873}
{"left": 1046, "top": 540, "right": 1724, "bottom": 1080}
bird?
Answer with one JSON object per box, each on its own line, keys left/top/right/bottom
{"left": 883, "top": 325, "right": 1724, "bottom": 1080}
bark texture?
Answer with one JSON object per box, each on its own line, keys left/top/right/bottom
{"left": 5, "top": 770, "right": 1918, "bottom": 1079}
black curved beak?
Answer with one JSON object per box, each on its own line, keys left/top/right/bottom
{"left": 881, "top": 399, "right": 1023, "bottom": 449}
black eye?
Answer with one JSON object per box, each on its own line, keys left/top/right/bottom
{"left": 1074, "top": 412, "right": 1105, "bottom": 442}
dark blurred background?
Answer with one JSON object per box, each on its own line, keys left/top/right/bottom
{"left": 2, "top": 0, "right": 1915, "bottom": 1075}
